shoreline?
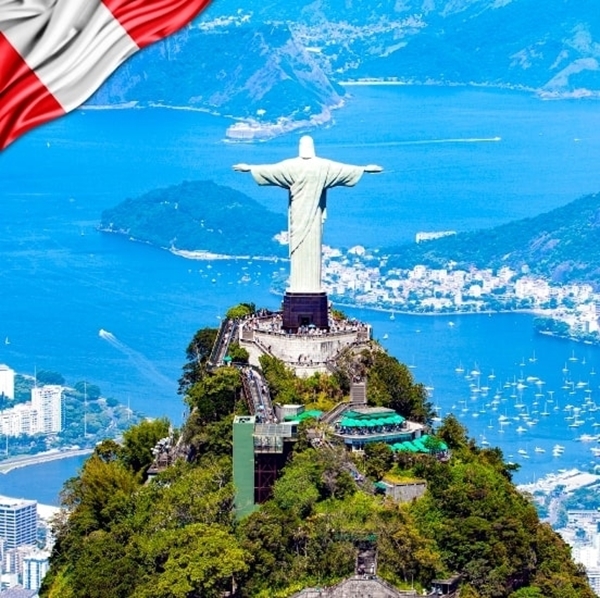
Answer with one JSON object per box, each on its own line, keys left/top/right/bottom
{"left": 98, "top": 229, "right": 287, "bottom": 262}
{"left": 0, "top": 448, "right": 93, "bottom": 475}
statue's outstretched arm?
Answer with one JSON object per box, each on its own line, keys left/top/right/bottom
{"left": 364, "top": 164, "right": 383, "bottom": 173}
{"left": 233, "top": 163, "right": 251, "bottom": 172}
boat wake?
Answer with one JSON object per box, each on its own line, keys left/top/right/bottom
{"left": 98, "top": 329, "right": 175, "bottom": 389}
{"left": 396, "top": 136, "right": 501, "bottom": 146}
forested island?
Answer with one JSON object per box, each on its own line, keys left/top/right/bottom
{"left": 99, "top": 181, "right": 286, "bottom": 259}
{"left": 39, "top": 307, "right": 595, "bottom": 598}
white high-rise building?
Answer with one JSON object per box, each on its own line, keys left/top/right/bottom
{"left": 22, "top": 550, "right": 50, "bottom": 590}
{"left": 31, "top": 385, "right": 63, "bottom": 434}
{"left": 0, "top": 365, "right": 15, "bottom": 400}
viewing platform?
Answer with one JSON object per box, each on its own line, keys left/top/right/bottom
{"left": 239, "top": 310, "right": 371, "bottom": 377}
{"left": 331, "top": 406, "right": 427, "bottom": 451}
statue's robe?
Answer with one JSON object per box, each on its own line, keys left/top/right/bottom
{"left": 251, "top": 157, "right": 364, "bottom": 293}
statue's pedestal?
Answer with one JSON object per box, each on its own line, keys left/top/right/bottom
{"left": 282, "top": 292, "right": 329, "bottom": 331}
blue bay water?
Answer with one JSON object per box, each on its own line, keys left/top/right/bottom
{"left": 1, "top": 86, "right": 600, "bottom": 503}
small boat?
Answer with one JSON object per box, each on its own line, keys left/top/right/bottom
{"left": 4, "top": 337, "right": 9, "bottom": 345}
{"left": 516, "top": 426, "right": 527, "bottom": 433}
{"left": 534, "top": 447, "right": 545, "bottom": 453}
{"left": 577, "top": 434, "right": 596, "bottom": 442}
{"left": 455, "top": 362, "right": 465, "bottom": 374}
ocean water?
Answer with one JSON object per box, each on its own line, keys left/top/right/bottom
{"left": 1, "top": 86, "right": 600, "bottom": 503}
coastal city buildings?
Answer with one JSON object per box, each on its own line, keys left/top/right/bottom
{"left": 557, "top": 509, "right": 600, "bottom": 596}
{"left": 0, "top": 380, "right": 63, "bottom": 439}
{"left": 520, "top": 472, "right": 600, "bottom": 596}
{"left": 312, "top": 245, "right": 600, "bottom": 340}
{"left": 0, "top": 498, "right": 53, "bottom": 593}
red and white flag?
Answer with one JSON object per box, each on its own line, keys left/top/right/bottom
{"left": 0, "top": 0, "right": 212, "bottom": 149}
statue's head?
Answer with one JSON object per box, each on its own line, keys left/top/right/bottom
{"left": 299, "top": 136, "right": 316, "bottom": 159}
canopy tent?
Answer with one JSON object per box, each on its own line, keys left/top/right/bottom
{"left": 284, "top": 409, "right": 323, "bottom": 422}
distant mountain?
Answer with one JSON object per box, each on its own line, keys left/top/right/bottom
{"left": 88, "top": 22, "right": 343, "bottom": 133}
{"left": 384, "top": 191, "right": 600, "bottom": 285}
{"left": 99, "top": 181, "right": 287, "bottom": 258}
{"left": 90, "top": 0, "right": 600, "bottom": 128}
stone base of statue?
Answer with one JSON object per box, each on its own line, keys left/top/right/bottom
{"left": 282, "top": 292, "right": 329, "bottom": 331}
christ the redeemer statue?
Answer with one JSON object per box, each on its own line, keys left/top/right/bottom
{"left": 233, "top": 136, "right": 382, "bottom": 295}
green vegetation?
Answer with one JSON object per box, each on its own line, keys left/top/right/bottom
{"left": 259, "top": 354, "right": 345, "bottom": 412}
{"left": 385, "top": 191, "right": 600, "bottom": 286}
{"left": 226, "top": 302, "right": 256, "bottom": 320}
{"left": 100, "top": 181, "right": 286, "bottom": 258}
{"left": 40, "top": 326, "right": 594, "bottom": 598}
{"left": 178, "top": 327, "right": 218, "bottom": 394}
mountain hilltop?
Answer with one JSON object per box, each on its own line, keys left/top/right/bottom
{"left": 89, "top": 21, "right": 343, "bottom": 135}
{"left": 39, "top": 320, "right": 595, "bottom": 597}
{"left": 385, "top": 191, "right": 600, "bottom": 285}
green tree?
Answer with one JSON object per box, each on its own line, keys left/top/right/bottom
{"left": 185, "top": 367, "right": 242, "bottom": 424}
{"left": 36, "top": 370, "right": 65, "bottom": 385}
{"left": 225, "top": 302, "right": 255, "bottom": 320}
{"left": 121, "top": 418, "right": 171, "bottom": 476}
{"left": 178, "top": 327, "right": 218, "bottom": 394}
{"left": 74, "top": 381, "right": 102, "bottom": 400}
{"left": 364, "top": 351, "right": 433, "bottom": 423}
{"left": 364, "top": 442, "right": 394, "bottom": 480}
{"left": 227, "top": 341, "right": 250, "bottom": 364}
{"left": 436, "top": 414, "right": 469, "bottom": 450}
{"left": 133, "top": 524, "right": 249, "bottom": 598}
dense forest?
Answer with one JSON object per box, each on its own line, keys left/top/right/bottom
{"left": 385, "top": 191, "right": 600, "bottom": 286}
{"left": 99, "top": 181, "right": 287, "bottom": 258}
{"left": 40, "top": 319, "right": 594, "bottom": 598}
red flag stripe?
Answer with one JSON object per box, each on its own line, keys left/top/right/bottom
{"left": 0, "top": 32, "right": 65, "bottom": 149}
{"left": 0, "top": 0, "right": 213, "bottom": 149}
{"left": 101, "top": 0, "right": 212, "bottom": 49}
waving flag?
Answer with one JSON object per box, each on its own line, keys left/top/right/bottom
{"left": 0, "top": 0, "right": 212, "bottom": 149}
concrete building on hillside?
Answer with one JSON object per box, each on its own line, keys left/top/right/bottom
{"left": 30, "top": 386, "right": 62, "bottom": 434}
{"left": 0, "top": 366, "right": 15, "bottom": 400}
